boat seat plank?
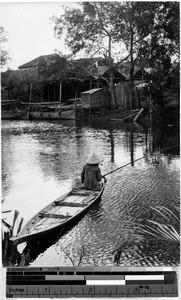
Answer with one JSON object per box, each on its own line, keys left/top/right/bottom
{"left": 52, "top": 206, "right": 81, "bottom": 215}
{"left": 71, "top": 191, "right": 92, "bottom": 196}
{"left": 48, "top": 195, "right": 85, "bottom": 214}
{"left": 62, "top": 195, "right": 87, "bottom": 204}
{"left": 54, "top": 201, "right": 87, "bottom": 207}
{"left": 39, "top": 213, "right": 72, "bottom": 219}
{"left": 63, "top": 195, "right": 82, "bottom": 202}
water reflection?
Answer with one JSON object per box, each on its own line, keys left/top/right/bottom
{"left": 1, "top": 119, "right": 180, "bottom": 267}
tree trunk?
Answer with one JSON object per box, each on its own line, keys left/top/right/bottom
{"left": 53, "top": 84, "right": 56, "bottom": 101}
{"left": 59, "top": 81, "right": 62, "bottom": 103}
{"left": 129, "top": 12, "right": 135, "bottom": 110}
{"left": 130, "top": 66, "right": 134, "bottom": 109}
{"left": 109, "top": 70, "right": 116, "bottom": 108}
{"left": 48, "top": 85, "right": 50, "bottom": 101}
{"left": 108, "top": 36, "right": 117, "bottom": 108}
{"left": 29, "top": 83, "right": 32, "bottom": 104}
{"left": 40, "top": 85, "right": 43, "bottom": 101}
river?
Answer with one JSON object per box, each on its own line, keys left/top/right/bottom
{"left": 1, "top": 119, "right": 180, "bottom": 267}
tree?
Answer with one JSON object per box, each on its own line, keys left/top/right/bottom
{"left": 141, "top": 2, "right": 180, "bottom": 105}
{"left": 53, "top": 2, "right": 161, "bottom": 109}
{"left": 157, "top": 2, "right": 180, "bottom": 55}
{"left": 1, "top": 68, "right": 41, "bottom": 102}
{"left": 113, "top": 2, "right": 159, "bottom": 108}
{"left": 36, "top": 53, "right": 68, "bottom": 84}
{"left": 0, "top": 27, "right": 10, "bottom": 68}
{"left": 53, "top": 2, "right": 179, "bottom": 109}
{"left": 66, "top": 58, "right": 98, "bottom": 82}
{"left": 53, "top": 2, "right": 125, "bottom": 108}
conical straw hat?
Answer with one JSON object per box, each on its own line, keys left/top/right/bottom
{"left": 86, "top": 153, "right": 104, "bottom": 164}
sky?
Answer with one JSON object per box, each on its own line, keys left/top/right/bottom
{"left": 0, "top": 1, "right": 78, "bottom": 70}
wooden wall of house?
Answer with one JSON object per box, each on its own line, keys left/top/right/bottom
{"left": 102, "top": 87, "right": 110, "bottom": 108}
{"left": 115, "top": 83, "right": 140, "bottom": 109}
{"left": 81, "top": 94, "right": 90, "bottom": 108}
{"left": 43, "top": 83, "right": 60, "bottom": 102}
{"left": 81, "top": 91, "right": 103, "bottom": 108}
{"left": 115, "top": 83, "right": 129, "bottom": 108}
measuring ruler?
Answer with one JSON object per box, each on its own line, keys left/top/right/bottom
{"left": 6, "top": 266, "right": 178, "bottom": 297}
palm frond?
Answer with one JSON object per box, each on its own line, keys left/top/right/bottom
{"left": 147, "top": 220, "right": 180, "bottom": 243}
{"left": 152, "top": 206, "right": 180, "bottom": 222}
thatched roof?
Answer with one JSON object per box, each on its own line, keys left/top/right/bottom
{"left": 93, "top": 66, "right": 127, "bottom": 81}
{"left": 18, "top": 54, "right": 127, "bottom": 82}
{"left": 19, "top": 54, "right": 60, "bottom": 69}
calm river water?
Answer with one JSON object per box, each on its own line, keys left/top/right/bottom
{"left": 1, "top": 119, "right": 180, "bottom": 267}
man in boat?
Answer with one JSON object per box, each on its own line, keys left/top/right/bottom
{"left": 81, "top": 153, "right": 106, "bottom": 190}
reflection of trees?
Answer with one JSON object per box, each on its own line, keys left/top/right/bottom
{"left": 74, "top": 126, "right": 88, "bottom": 161}
{"left": 152, "top": 125, "right": 179, "bottom": 155}
{"left": 2, "top": 134, "right": 25, "bottom": 197}
{"left": 130, "top": 128, "right": 134, "bottom": 166}
{"left": 37, "top": 130, "right": 79, "bottom": 182}
{"left": 109, "top": 129, "right": 115, "bottom": 163}
{"left": 2, "top": 121, "right": 179, "bottom": 200}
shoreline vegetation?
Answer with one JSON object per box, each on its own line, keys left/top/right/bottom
{"left": 77, "top": 105, "right": 179, "bottom": 128}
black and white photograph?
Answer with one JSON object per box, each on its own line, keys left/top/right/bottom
{"left": 1, "top": 1, "right": 180, "bottom": 298}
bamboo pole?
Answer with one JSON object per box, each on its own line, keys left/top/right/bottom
{"left": 103, "top": 145, "right": 179, "bottom": 177}
{"left": 103, "top": 156, "right": 145, "bottom": 177}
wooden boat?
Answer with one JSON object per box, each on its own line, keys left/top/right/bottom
{"left": 29, "top": 109, "right": 75, "bottom": 120}
{"left": 10, "top": 181, "right": 105, "bottom": 245}
{"left": 21, "top": 102, "right": 76, "bottom": 120}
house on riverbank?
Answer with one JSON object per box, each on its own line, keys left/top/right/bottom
{"left": 2, "top": 53, "right": 150, "bottom": 111}
{"left": 2, "top": 54, "right": 179, "bottom": 120}
{"left": 16, "top": 54, "right": 127, "bottom": 106}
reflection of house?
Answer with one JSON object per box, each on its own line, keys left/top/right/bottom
{"left": 18, "top": 54, "right": 127, "bottom": 104}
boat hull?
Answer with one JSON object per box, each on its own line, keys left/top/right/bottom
{"left": 10, "top": 182, "right": 105, "bottom": 245}
{"left": 29, "top": 110, "right": 75, "bottom": 120}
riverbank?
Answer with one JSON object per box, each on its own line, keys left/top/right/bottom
{"left": 78, "top": 105, "right": 179, "bottom": 127}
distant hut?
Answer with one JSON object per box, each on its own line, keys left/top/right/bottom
{"left": 81, "top": 88, "right": 104, "bottom": 117}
